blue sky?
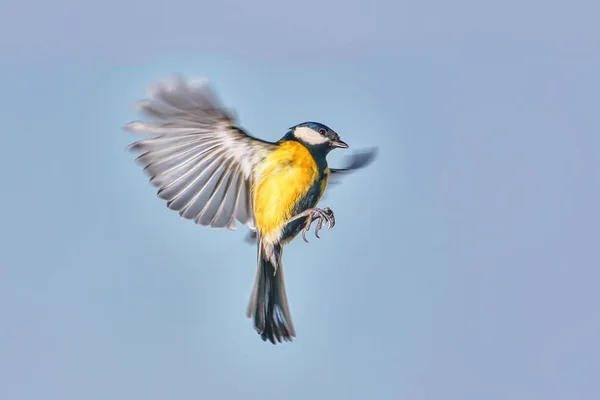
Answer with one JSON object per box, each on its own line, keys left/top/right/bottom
{"left": 1, "top": 1, "right": 599, "bottom": 399}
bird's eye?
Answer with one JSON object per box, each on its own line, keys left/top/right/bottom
{"left": 318, "top": 128, "right": 327, "bottom": 135}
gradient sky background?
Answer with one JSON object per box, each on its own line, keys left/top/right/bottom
{"left": 1, "top": 1, "right": 599, "bottom": 399}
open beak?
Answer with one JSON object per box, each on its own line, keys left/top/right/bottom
{"left": 331, "top": 140, "right": 349, "bottom": 149}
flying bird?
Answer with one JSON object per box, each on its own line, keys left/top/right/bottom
{"left": 124, "top": 76, "right": 376, "bottom": 344}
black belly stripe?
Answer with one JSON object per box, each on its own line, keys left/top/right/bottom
{"left": 280, "top": 171, "right": 328, "bottom": 242}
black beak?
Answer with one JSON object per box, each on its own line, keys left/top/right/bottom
{"left": 331, "top": 140, "right": 349, "bottom": 149}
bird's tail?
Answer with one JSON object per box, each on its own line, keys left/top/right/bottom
{"left": 246, "top": 240, "right": 296, "bottom": 344}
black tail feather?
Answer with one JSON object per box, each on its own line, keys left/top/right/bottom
{"left": 247, "top": 241, "right": 295, "bottom": 344}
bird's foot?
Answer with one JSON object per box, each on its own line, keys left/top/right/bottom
{"left": 287, "top": 207, "right": 336, "bottom": 242}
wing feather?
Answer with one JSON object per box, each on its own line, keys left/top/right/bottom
{"left": 125, "top": 75, "right": 275, "bottom": 230}
{"left": 210, "top": 168, "right": 239, "bottom": 228}
{"left": 328, "top": 147, "right": 378, "bottom": 186}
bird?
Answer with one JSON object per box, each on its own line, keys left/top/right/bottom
{"left": 124, "top": 75, "right": 377, "bottom": 344}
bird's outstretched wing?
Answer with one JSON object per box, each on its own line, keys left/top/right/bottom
{"left": 243, "top": 147, "right": 378, "bottom": 243}
{"left": 125, "top": 75, "right": 276, "bottom": 230}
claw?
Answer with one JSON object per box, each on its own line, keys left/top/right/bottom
{"left": 315, "top": 219, "right": 322, "bottom": 238}
{"left": 286, "top": 206, "right": 336, "bottom": 243}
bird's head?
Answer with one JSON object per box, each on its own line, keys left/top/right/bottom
{"left": 287, "top": 122, "right": 348, "bottom": 153}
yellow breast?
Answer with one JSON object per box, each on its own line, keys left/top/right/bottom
{"left": 252, "top": 141, "right": 320, "bottom": 241}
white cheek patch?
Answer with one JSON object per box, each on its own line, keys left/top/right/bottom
{"left": 293, "top": 126, "right": 329, "bottom": 145}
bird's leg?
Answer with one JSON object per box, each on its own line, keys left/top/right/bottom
{"left": 286, "top": 207, "right": 336, "bottom": 243}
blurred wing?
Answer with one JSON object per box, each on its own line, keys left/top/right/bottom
{"left": 328, "top": 147, "right": 378, "bottom": 186}
{"left": 125, "top": 75, "right": 276, "bottom": 230}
